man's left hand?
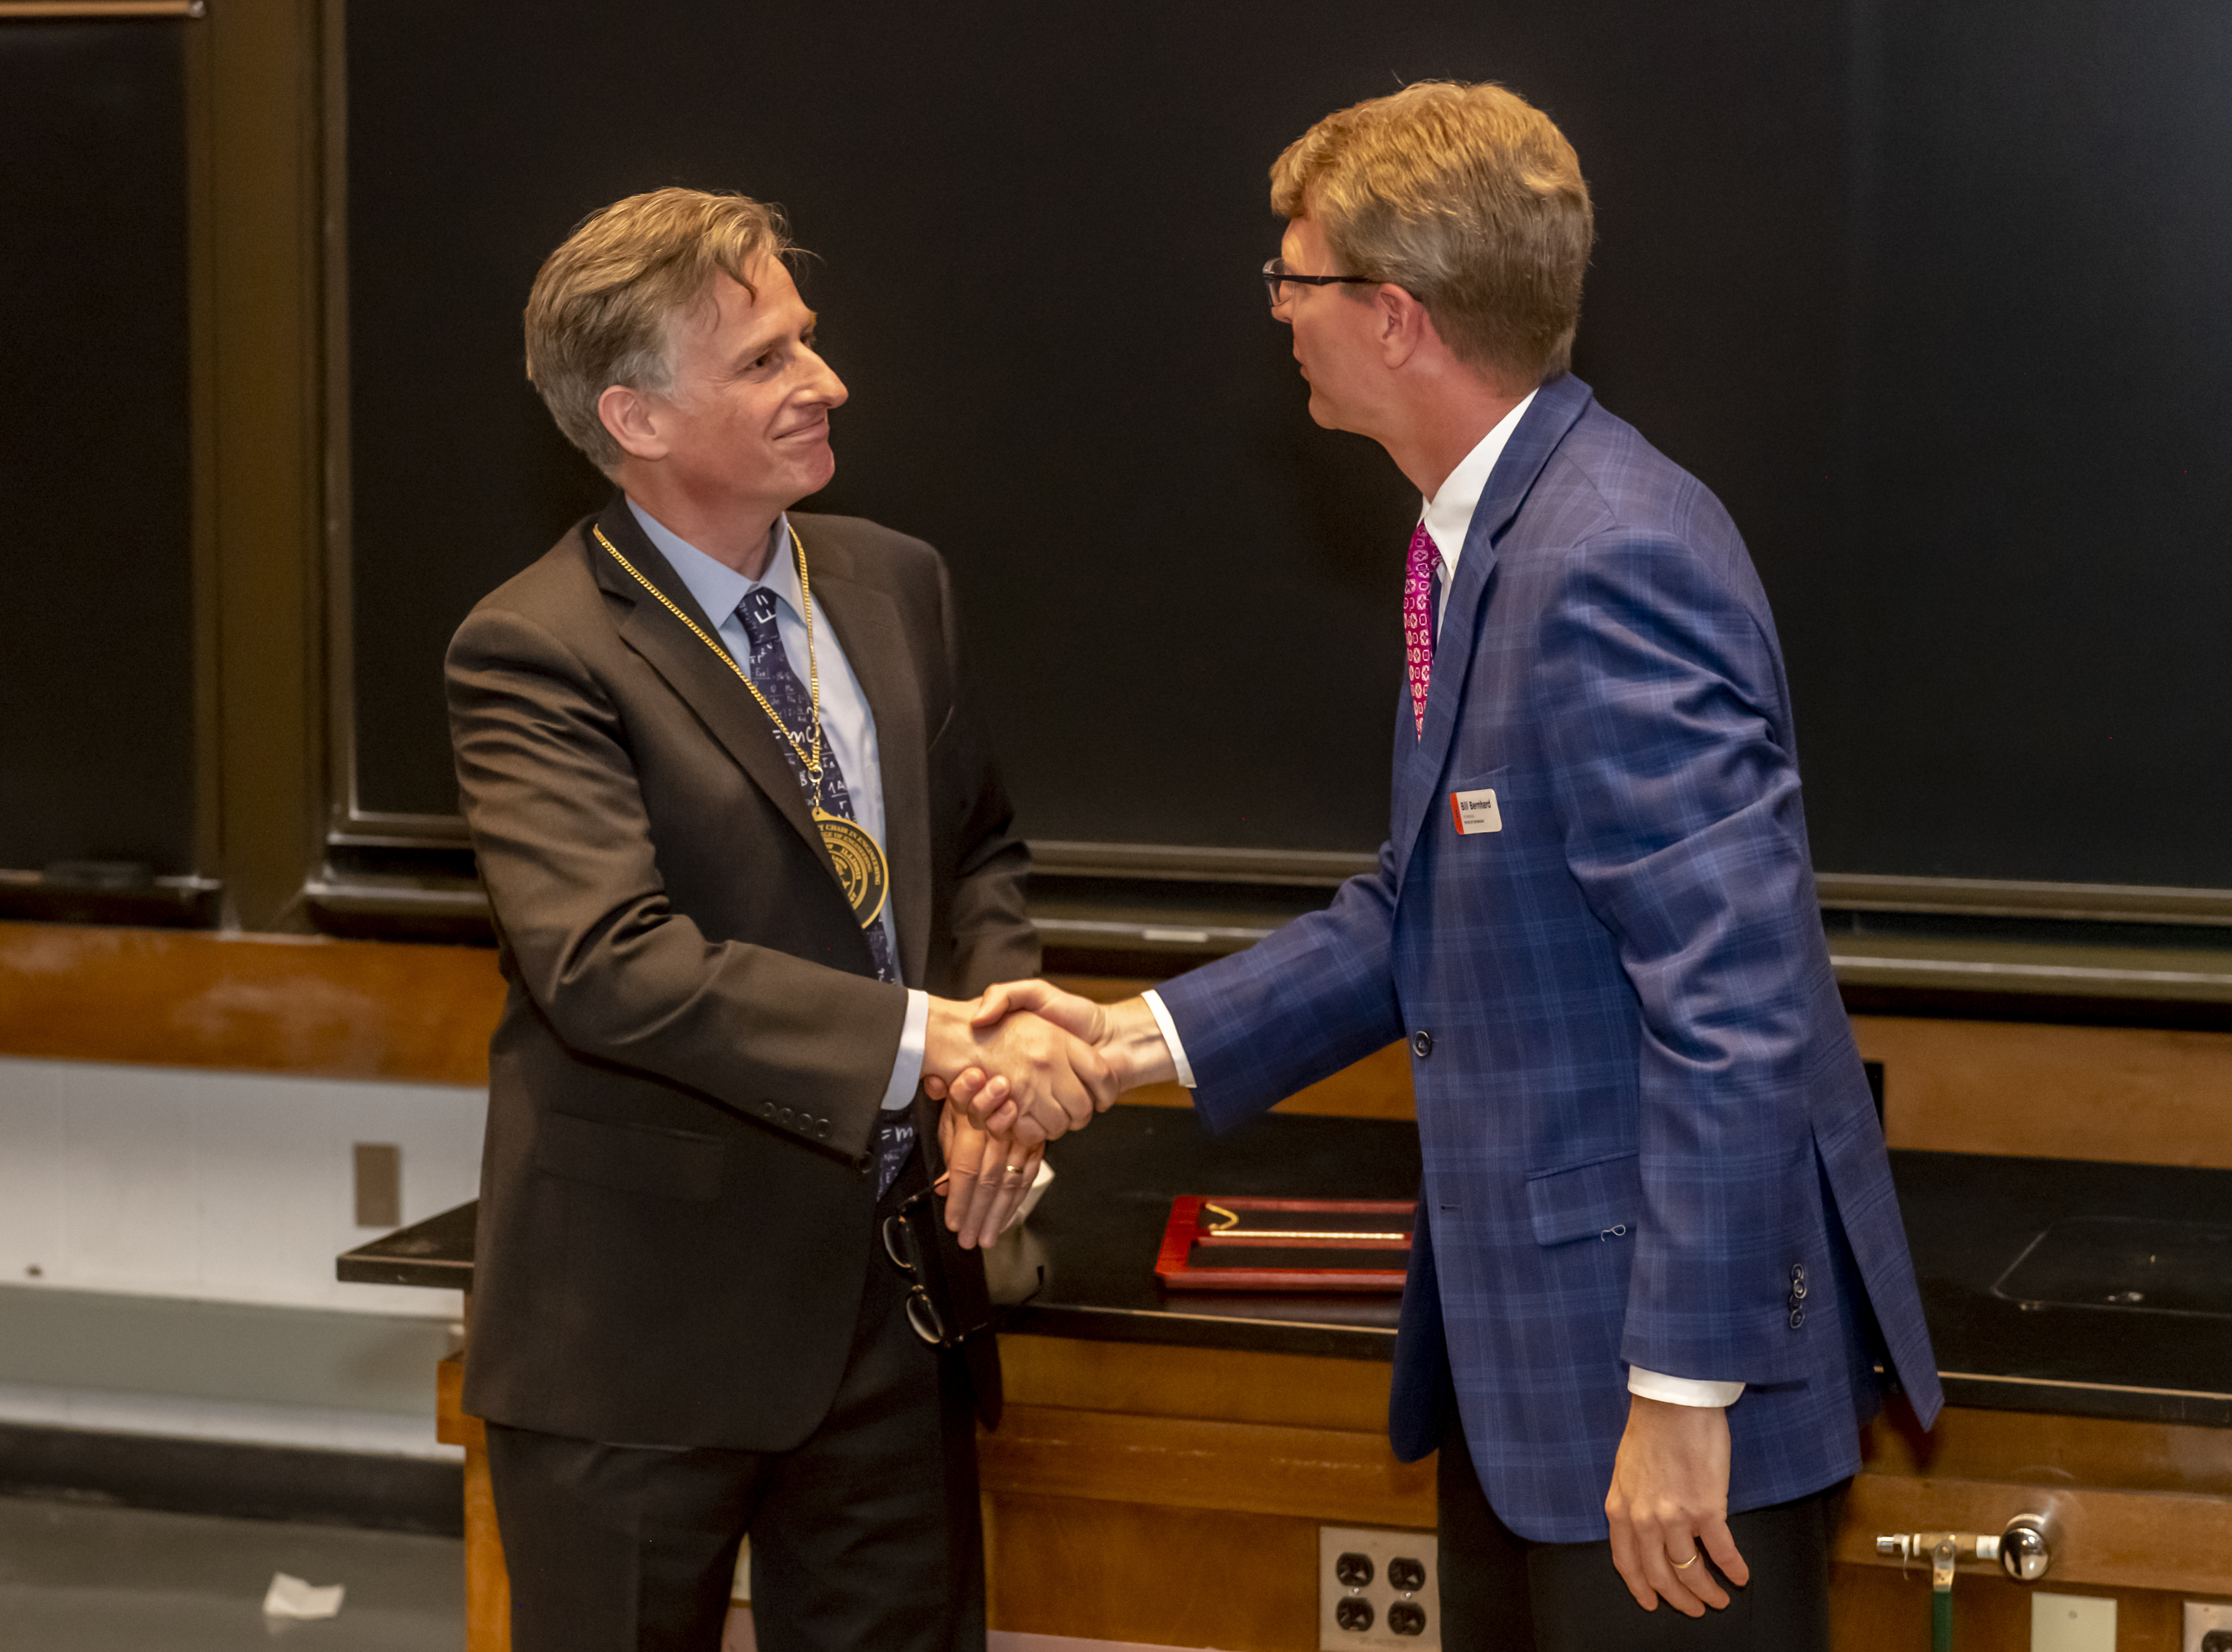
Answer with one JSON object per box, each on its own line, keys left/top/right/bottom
{"left": 1603, "top": 1394, "right": 1750, "bottom": 1615}
{"left": 933, "top": 1072, "right": 1039, "bottom": 1250}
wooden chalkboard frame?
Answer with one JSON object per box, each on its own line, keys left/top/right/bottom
{"left": 307, "top": 0, "right": 479, "bottom": 938}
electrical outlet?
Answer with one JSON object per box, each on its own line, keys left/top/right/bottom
{"left": 1319, "top": 1524, "right": 1439, "bottom": 1650}
{"left": 2185, "top": 1599, "right": 2232, "bottom": 1652}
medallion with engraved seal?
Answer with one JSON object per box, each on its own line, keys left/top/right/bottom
{"left": 815, "top": 810, "right": 889, "bottom": 927}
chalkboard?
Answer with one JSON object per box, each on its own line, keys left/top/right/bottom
{"left": 1799, "top": 4, "right": 2232, "bottom": 889}
{"left": 0, "top": 23, "right": 194, "bottom": 877}
{"left": 341, "top": 1, "right": 2232, "bottom": 893}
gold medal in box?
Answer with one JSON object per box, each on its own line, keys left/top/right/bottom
{"left": 595, "top": 523, "right": 890, "bottom": 930}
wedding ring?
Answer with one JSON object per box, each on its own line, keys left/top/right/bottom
{"left": 1672, "top": 1552, "right": 1699, "bottom": 1570}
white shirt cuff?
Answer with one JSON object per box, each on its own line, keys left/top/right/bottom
{"left": 1628, "top": 1367, "right": 1745, "bottom": 1408}
{"left": 881, "top": 988, "right": 930, "bottom": 1110}
{"left": 1139, "top": 990, "right": 1197, "bottom": 1089}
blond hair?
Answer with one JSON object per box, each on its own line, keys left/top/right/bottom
{"left": 524, "top": 188, "right": 795, "bottom": 470}
{"left": 1270, "top": 82, "right": 1592, "bottom": 385}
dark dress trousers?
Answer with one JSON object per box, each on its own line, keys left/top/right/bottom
{"left": 445, "top": 496, "right": 1035, "bottom": 1648}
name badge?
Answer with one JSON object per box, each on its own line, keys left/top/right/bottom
{"left": 1449, "top": 787, "right": 1503, "bottom": 835}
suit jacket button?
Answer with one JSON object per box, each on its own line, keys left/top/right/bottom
{"left": 1411, "top": 1029, "right": 1434, "bottom": 1059}
{"left": 1788, "top": 1306, "right": 1806, "bottom": 1329}
{"left": 815, "top": 1118, "right": 831, "bottom": 1141}
{"left": 1791, "top": 1263, "right": 1807, "bottom": 1284}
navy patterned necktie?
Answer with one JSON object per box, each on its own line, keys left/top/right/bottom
{"left": 736, "top": 586, "right": 914, "bottom": 1194}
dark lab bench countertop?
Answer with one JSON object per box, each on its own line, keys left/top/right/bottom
{"left": 339, "top": 1108, "right": 2232, "bottom": 1428}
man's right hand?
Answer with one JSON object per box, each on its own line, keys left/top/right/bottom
{"left": 922, "top": 997, "right": 1115, "bottom": 1148}
{"left": 931, "top": 982, "right": 1176, "bottom": 1137}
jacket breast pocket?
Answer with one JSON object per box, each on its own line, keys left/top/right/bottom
{"left": 534, "top": 1110, "right": 727, "bottom": 1202}
{"left": 1524, "top": 1150, "right": 1640, "bottom": 1246}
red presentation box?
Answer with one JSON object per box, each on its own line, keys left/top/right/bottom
{"left": 1154, "top": 1195, "right": 1414, "bottom": 1293}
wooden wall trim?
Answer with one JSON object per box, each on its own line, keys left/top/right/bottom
{"left": 979, "top": 1405, "right": 1434, "bottom": 1529}
{"left": 0, "top": 921, "right": 503, "bottom": 1083}
{"left": 1861, "top": 1013, "right": 2232, "bottom": 1169}
{"left": 1861, "top": 1397, "right": 2232, "bottom": 1496}
{"left": 12, "top": 928, "right": 2232, "bottom": 1174}
{"left": 1000, "top": 1334, "right": 1393, "bottom": 1434}
{"left": 982, "top": 1494, "right": 1327, "bottom": 1651}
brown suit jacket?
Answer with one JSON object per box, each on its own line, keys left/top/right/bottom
{"left": 447, "top": 496, "right": 1036, "bottom": 1451}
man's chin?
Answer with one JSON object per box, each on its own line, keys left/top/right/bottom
{"left": 789, "top": 448, "right": 837, "bottom": 499}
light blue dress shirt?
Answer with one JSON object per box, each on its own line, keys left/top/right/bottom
{"left": 627, "top": 498, "right": 928, "bottom": 1112}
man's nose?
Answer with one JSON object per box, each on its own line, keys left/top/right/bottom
{"left": 805, "top": 351, "right": 848, "bottom": 407}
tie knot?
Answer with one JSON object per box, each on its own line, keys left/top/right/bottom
{"left": 1408, "top": 522, "right": 1438, "bottom": 573}
{"left": 739, "top": 587, "right": 778, "bottom": 637}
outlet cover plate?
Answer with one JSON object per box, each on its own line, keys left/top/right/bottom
{"left": 2032, "top": 1592, "right": 2116, "bottom": 1652}
{"left": 2186, "top": 1600, "right": 2232, "bottom": 1652}
{"left": 1318, "top": 1524, "right": 1440, "bottom": 1651}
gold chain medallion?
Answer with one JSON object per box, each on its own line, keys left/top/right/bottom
{"left": 814, "top": 810, "right": 890, "bottom": 927}
{"left": 594, "top": 522, "right": 892, "bottom": 929}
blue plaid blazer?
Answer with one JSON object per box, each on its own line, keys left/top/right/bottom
{"left": 1156, "top": 374, "right": 1942, "bottom": 1542}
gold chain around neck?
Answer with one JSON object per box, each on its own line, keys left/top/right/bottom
{"left": 592, "top": 521, "right": 830, "bottom": 806}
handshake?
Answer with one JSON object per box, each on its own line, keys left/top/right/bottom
{"left": 919, "top": 981, "right": 1176, "bottom": 1250}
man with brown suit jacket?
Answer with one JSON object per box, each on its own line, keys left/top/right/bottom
{"left": 446, "top": 188, "right": 1108, "bottom": 1652}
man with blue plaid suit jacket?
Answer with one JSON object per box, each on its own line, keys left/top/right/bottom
{"left": 943, "top": 82, "right": 1943, "bottom": 1649}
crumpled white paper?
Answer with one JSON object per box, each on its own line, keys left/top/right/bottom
{"left": 262, "top": 1572, "right": 346, "bottom": 1620}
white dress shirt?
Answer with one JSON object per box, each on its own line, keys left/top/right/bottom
{"left": 1142, "top": 400, "right": 1741, "bottom": 1408}
{"left": 628, "top": 499, "right": 927, "bottom": 1111}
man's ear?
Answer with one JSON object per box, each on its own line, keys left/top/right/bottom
{"left": 1374, "top": 283, "right": 1434, "bottom": 370}
{"left": 597, "top": 383, "right": 668, "bottom": 463}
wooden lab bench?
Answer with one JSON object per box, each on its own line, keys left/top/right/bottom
{"left": 346, "top": 1110, "right": 2232, "bottom": 1651}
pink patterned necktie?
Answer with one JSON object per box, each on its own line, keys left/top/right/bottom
{"left": 1403, "top": 523, "right": 1438, "bottom": 737}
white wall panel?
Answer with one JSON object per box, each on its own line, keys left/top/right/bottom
{"left": 59, "top": 1062, "right": 201, "bottom": 1294}
{"left": 0, "top": 1060, "right": 65, "bottom": 1284}
{"left": 190, "top": 1067, "right": 342, "bottom": 1304}
{"left": 0, "top": 1058, "right": 481, "bottom": 1320}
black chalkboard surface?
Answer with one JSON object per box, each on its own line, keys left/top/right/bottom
{"left": 0, "top": 23, "right": 194, "bottom": 877}
{"left": 341, "top": 2, "right": 2232, "bottom": 892}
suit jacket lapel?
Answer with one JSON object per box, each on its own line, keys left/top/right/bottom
{"left": 1389, "top": 375, "right": 1597, "bottom": 884}
{"left": 588, "top": 497, "right": 843, "bottom": 889}
{"left": 804, "top": 533, "right": 933, "bottom": 989}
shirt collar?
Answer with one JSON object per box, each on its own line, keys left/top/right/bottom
{"left": 625, "top": 497, "right": 803, "bottom": 627}
{"left": 1418, "top": 387, "right": 1538, "bottom": 581}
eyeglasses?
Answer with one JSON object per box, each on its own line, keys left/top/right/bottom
{"left": 881, "top": 1188, "right": 958, "bottom": 1349}
{"left": 1261, "top": 256, "right": 1380, "bottom": 310}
